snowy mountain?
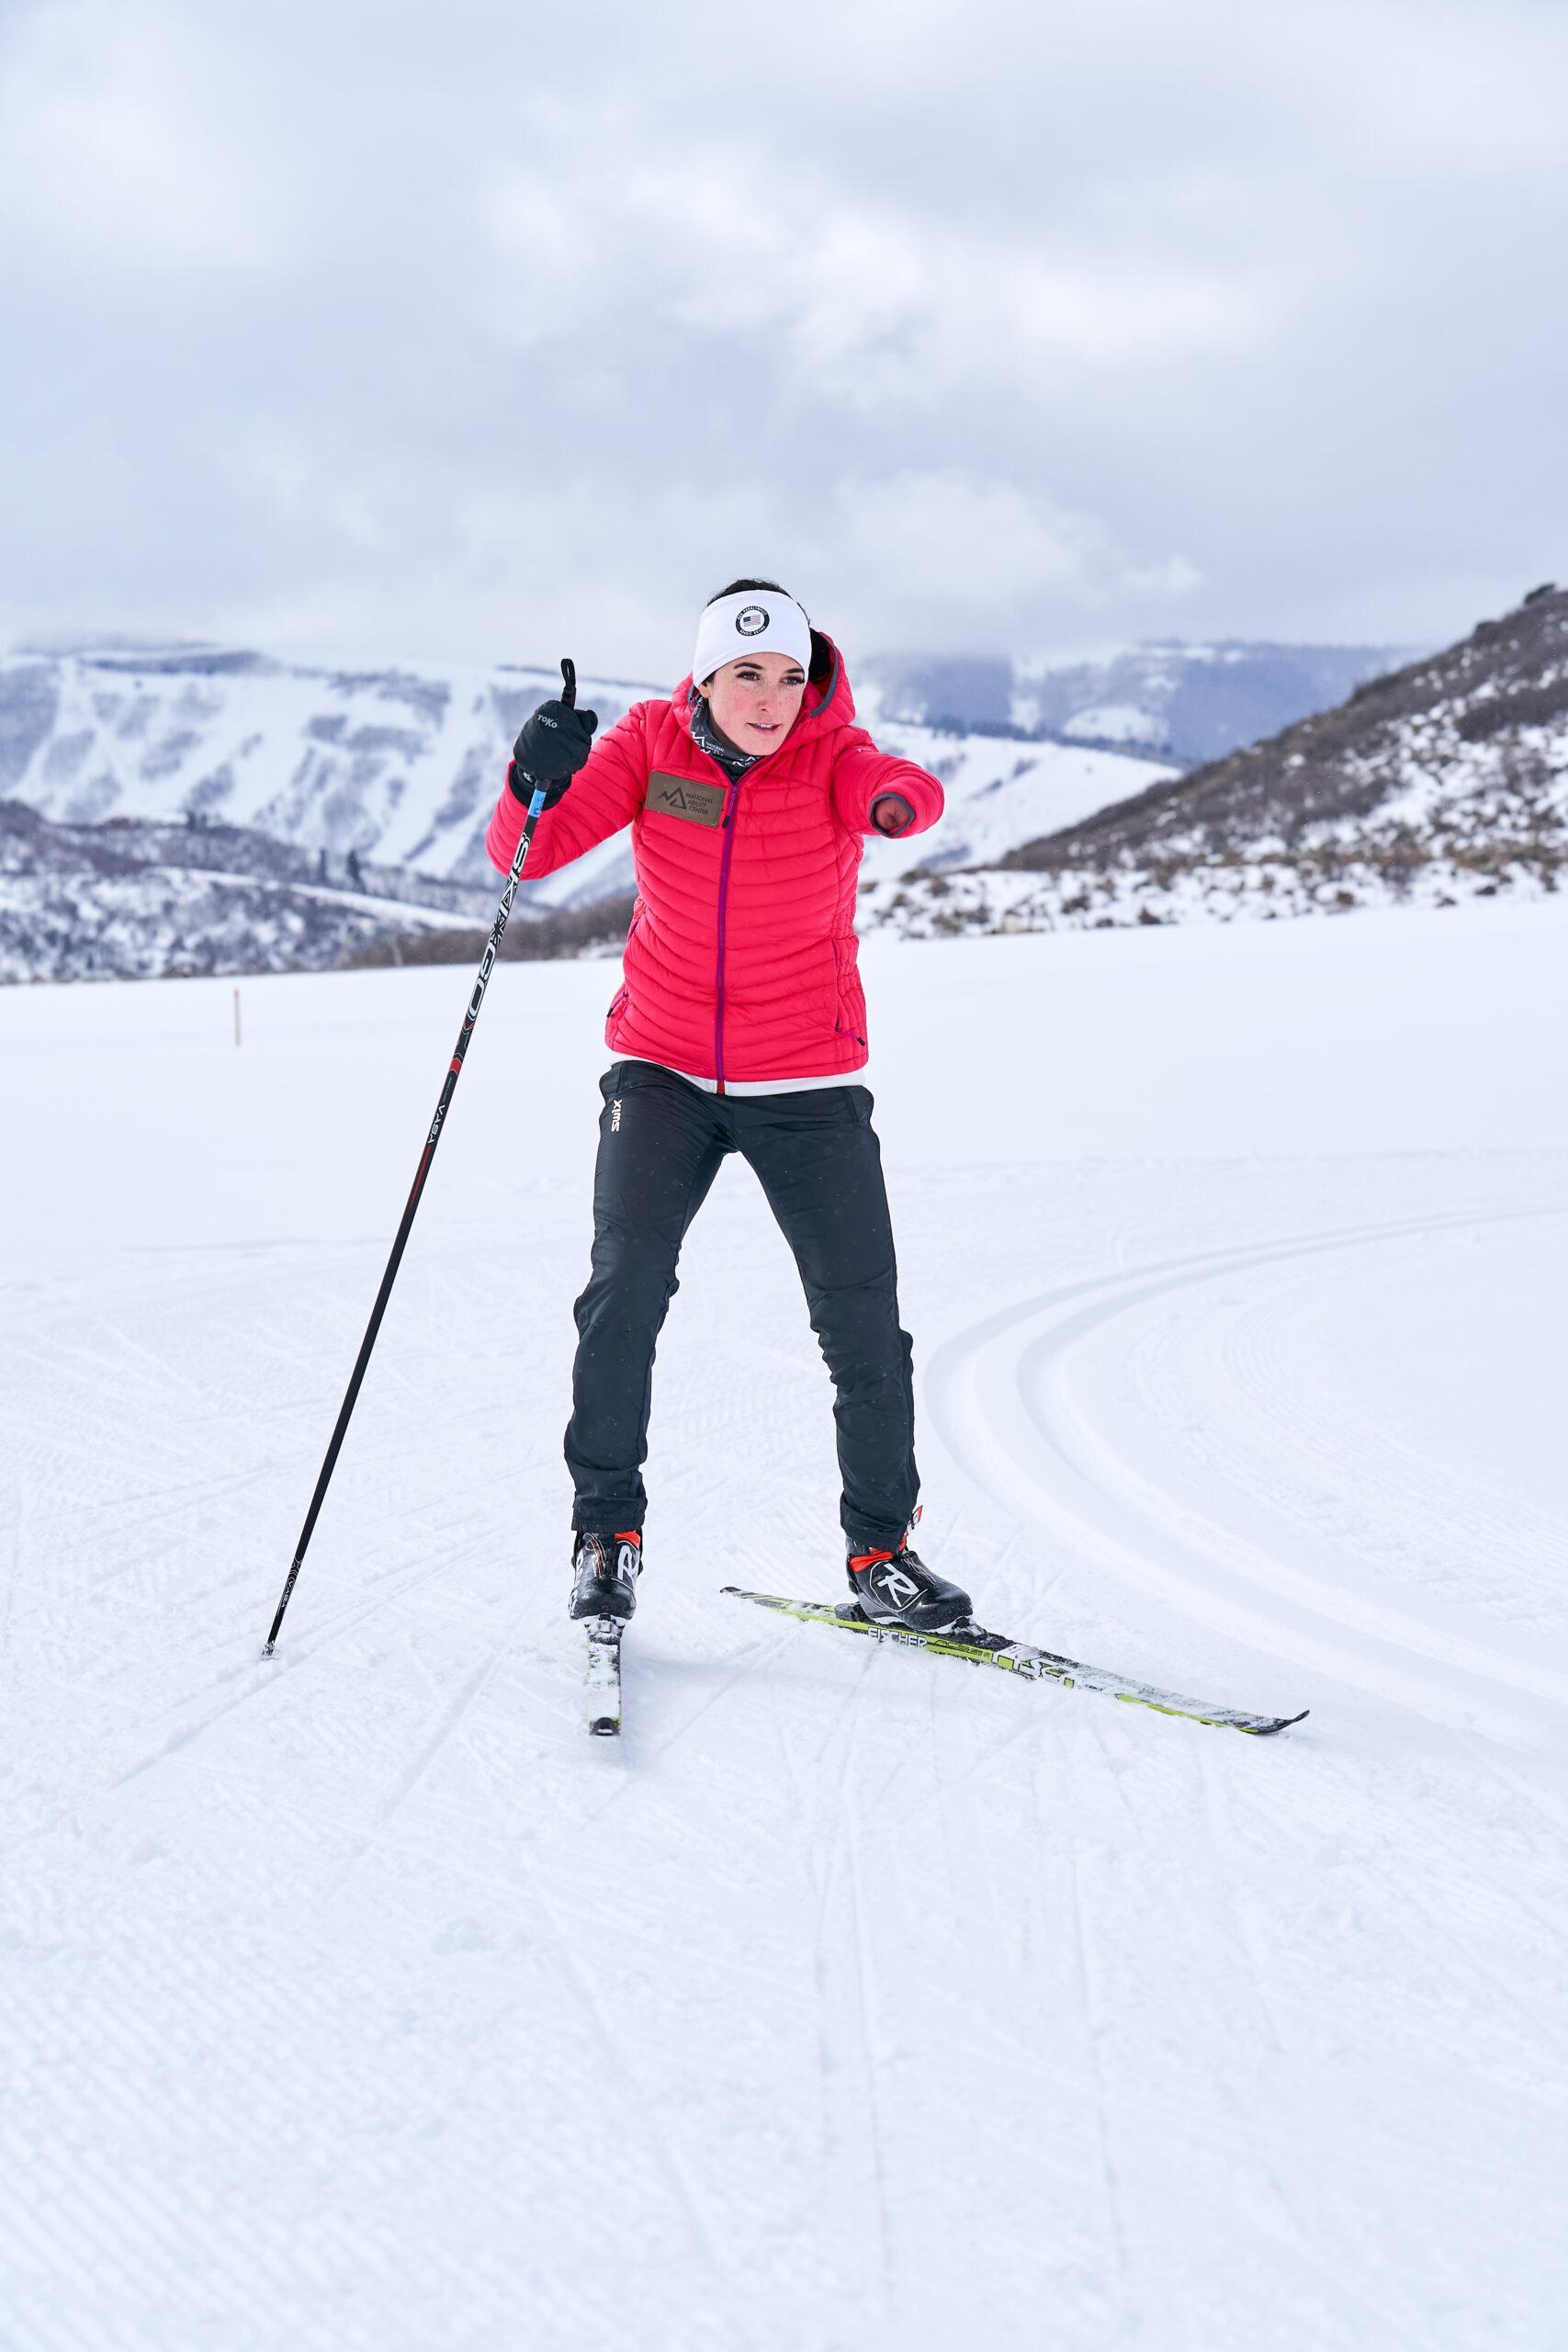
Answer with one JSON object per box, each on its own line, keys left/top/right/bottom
{"left": 0, "top": 641, "right": 1172, "bottom": 922}
{"left": 0, "top": 642, "right": 643, "bottom": 893}
{"left": 864, "top": 585, "right": 1568, "bottom": 938}
{"left": 1013, "top": 638, "right": 1416, "bottom": 763}
{"left": 863, "top": 639, "right": 1413, "bottom": 764}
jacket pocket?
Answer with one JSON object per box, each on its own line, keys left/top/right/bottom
{"left": 830, "top": 935, "right": 867, "bottom": 1046}
{"left": 607, "top": 904, "right": 643, "bottom": 1023}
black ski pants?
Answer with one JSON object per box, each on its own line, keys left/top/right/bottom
{"left": 565, "top": 1060, "right": 919, "bottom": 1548}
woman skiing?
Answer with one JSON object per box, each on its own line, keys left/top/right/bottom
{"left": 486, "top": 581, "right": 974, "bottom": 1636}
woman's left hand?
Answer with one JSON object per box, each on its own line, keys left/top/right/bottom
{"left": 870, "top": 792, "right": 914, "bottom": 836}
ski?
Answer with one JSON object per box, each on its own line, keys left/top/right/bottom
{"left": 583, "top": 1616, "right": 623, "bottom": 1737}
{"left": 721, "top": 1589, "right": 1308, "bottom": 1737}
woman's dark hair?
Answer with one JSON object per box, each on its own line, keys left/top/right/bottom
{"left": 706, "top": 575, "right": 800, "bottom": 611}
{"left": 705, "top": 577, "right": 830, "bottom": 689}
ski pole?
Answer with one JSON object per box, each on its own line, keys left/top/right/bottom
{"left": 261, "top": 656, "right": 575, "bottom": 1656}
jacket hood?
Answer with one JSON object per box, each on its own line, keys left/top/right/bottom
{"left": 671, "top": 628, "right": 855, "bottom": 750}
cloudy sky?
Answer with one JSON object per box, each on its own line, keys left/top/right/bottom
{"left": 2, "top": 0, "right": 1565, "bottom": 678}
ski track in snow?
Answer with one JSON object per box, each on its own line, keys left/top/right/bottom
{"left": 3, "top": 908, "right": 1568, "bottom": 2349}
{"left": 926, "top": 1204, "right": 1568, "bottom": 1738}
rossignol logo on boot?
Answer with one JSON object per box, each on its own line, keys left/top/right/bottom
{"left": 611, "top": 1098, "right": 622, "bottom": 1132}
{"left": 873, "top": 1564, "right": 920, "bottom": 1610}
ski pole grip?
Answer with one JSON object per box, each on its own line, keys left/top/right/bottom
{"left": 559, "top": 656, "right": 576, "bottom": 708}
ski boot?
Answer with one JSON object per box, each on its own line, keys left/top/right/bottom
{"left": 570, "top": 1530, "right": 642, "bottom": 1623}
{"left": 845, "top": 1532, "right": 973, "bottom": 1634}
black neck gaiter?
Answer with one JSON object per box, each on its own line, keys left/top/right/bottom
{"left": 688, "top": 688, "right": 759, "bottom": 781}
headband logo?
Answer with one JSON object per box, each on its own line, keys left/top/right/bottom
{"left": 735, "top": 605, "right": 768, "bottom": 636}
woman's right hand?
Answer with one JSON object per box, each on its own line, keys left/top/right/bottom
{"left": 510, "top": 693, "right": 600, "bottom": 807}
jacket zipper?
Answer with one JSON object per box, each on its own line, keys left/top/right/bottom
{"left": 713, "top": 777, "right": 740, "bottom": 1091}
{"left": 694, "top": 675, "right": 837, "bottom": 1093}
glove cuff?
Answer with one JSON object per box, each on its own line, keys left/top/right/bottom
{"left": 508, "top": 761, "right": 568, "bottom": 809}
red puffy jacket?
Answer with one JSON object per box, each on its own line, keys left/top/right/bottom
{"left": 485, "top": 638, "right": 943, "bottom": 1090}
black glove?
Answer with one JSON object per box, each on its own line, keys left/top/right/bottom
{"left": 509, "top": 667, "right": 598, "bottom": 808}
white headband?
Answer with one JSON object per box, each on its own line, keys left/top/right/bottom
{"left": 692, "top": 590, "right": 813, "bottom": 684}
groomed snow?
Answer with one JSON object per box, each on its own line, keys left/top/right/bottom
{"left": 4, "top": 899, "right": 1566, "bottom": 2349}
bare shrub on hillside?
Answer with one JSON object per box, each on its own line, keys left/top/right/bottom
{"left": 343, "top": 895, "right": 637, "bottom": 969}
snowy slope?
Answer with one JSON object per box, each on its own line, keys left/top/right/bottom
{"left": 3, "top": 902, "right": 1566, "bottom": 2347}
{"left": 0, "top": 644, "right": 649, "bottom": 888}
{"left": 852, "top": 719, "right": 1173, "bottom": 882}
{"left": 0, "top": 644, "right": 1171, "bottom": 921}
{"left": 0, "top": 797, "right": 497, "bottom": 983}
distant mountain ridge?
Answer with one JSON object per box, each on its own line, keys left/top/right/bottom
{"left": 9, "top": 620, "right": 1471, "bottom": 980}
{"left": 861, "top": 639, "right": 1415, "bottom": 766}
{"left": 0, "top": 640, "right": 1174, "bottom": 946}
{"left": 0, "top": 637, "right": 1181, "bottom": 980}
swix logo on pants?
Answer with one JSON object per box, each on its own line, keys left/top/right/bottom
{"left": 611, "top": 1098, "right": 622, "bottom": 1132}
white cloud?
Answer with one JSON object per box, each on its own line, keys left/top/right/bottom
{"left": 200, "top": 465, "right": 1199, "bottom": 678}
{"left": 0, "top": 0, "right": 287, "bottom": 269}
{"left": 817, "top": 471, "right": 1201, "bottom": 640}
{"left": 2, "top": 0, "right": 1566, "bottom": 669}
{"left": 484, "top": 127, "right": 1270, "bottom": 412}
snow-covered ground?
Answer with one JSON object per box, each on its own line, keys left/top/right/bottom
{"left": 4, "top": 900, "right": 1566, "bottom": 2349}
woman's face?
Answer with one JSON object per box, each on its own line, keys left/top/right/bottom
{"left": 698, "top": 650, "right": 807, "bottom": 753}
